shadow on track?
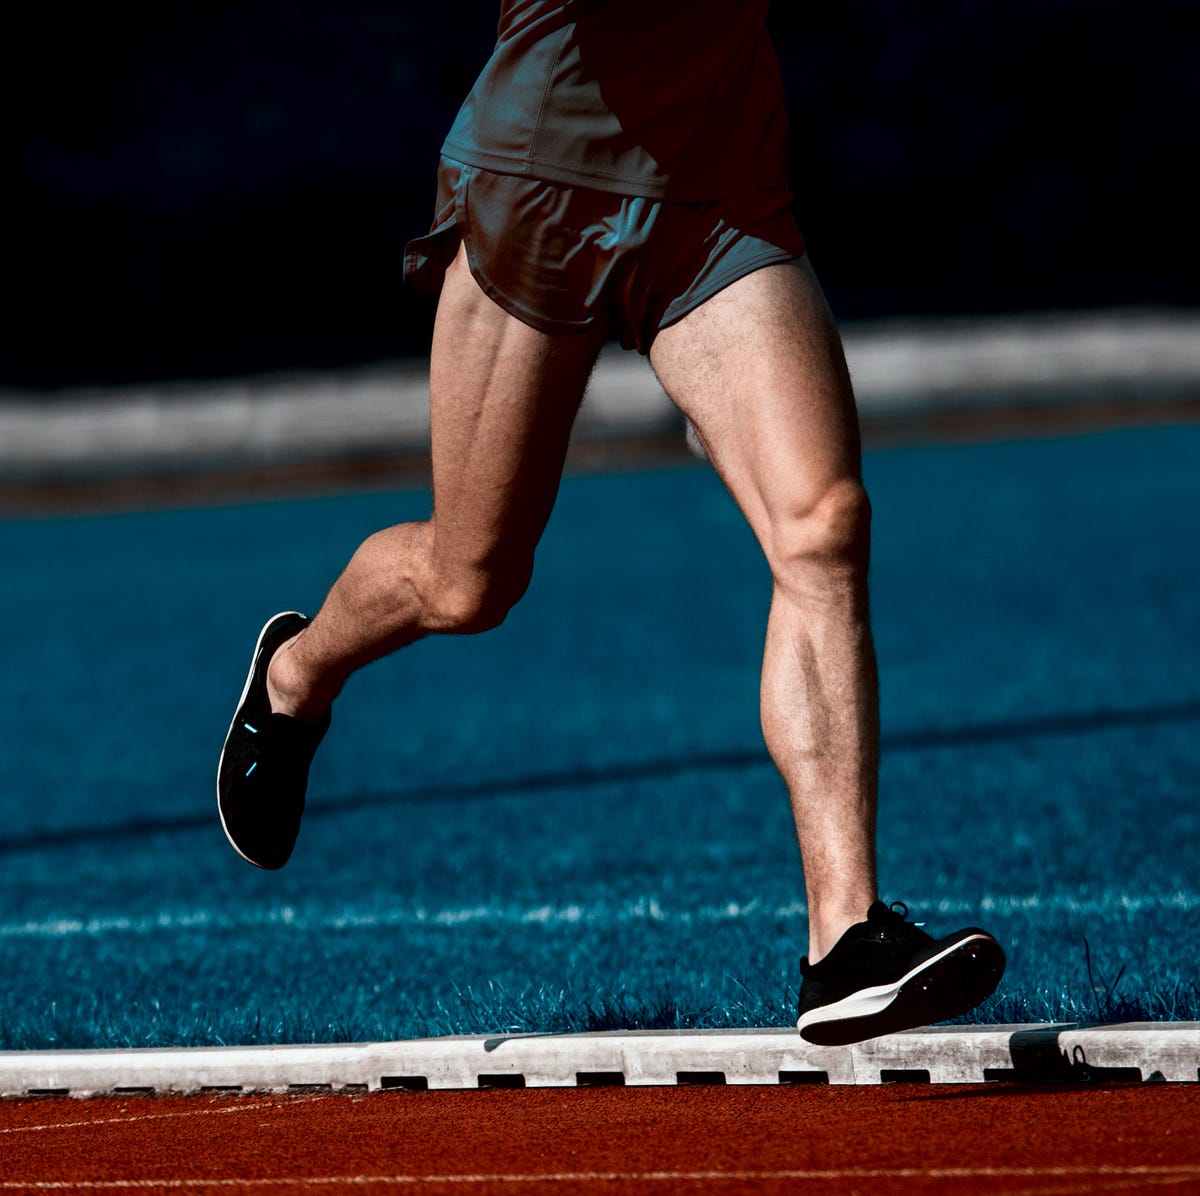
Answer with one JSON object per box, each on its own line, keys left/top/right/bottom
{"left": 4, "top": 698, "right": 1199, "bottom": 855}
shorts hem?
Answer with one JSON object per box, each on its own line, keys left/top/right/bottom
{"left": 656, "top": 248, "right": 807, "bottom": 339}
{"left": 455, "top": 201, "right": 600, "bottom": 338}
{"left": 403, "top": 165, "right": 601, "bottom": 338}
{"left": 463, "top": 247, "right": 602, "bottom": 338}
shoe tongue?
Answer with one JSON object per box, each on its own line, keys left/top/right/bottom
{"left": 865, "top": 900, "right": 893, "bottom": 921}
{"left": 262, "top": 709, "right": 330, "bottom": 745}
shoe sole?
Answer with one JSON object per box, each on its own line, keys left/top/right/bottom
{"left": 796, "top": 933, "right": 1006, "bottom": 1047}
{"left": 216, "top": 611, "right": 305, "bottom": 869}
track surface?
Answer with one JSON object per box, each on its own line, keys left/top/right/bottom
{"left": 2, "top": 1085, "right": 1197, "bottom": 1194}
{"left": 5, "top": 425, "right": 1200, "bottom": 1048}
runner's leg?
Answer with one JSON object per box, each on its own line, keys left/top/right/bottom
{"left": 648, "top": 257, "right": 877, "bottom": 963}
{"left": 267, "top": 245, "right": 607, "bottom": 719}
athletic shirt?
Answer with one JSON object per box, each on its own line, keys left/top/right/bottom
{"left": 441, "top": 0, "right": 790, "bottom": 201}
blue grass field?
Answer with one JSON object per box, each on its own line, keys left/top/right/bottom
{"left": 1, "top": 423, "right": 1198, "bottom": 1049}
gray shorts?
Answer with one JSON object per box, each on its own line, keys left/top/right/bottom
{"left": 404, "top": 157, "right": 806, "bottom": 354}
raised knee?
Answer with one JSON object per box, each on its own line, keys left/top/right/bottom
{"left": 768, "top": 478, "right": 872, "bottom": 589}
{"left": 423, "top": 561, "right": 531, "bottom": 635}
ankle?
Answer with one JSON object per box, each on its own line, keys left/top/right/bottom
{"left": 807, "top": 896, "right": 876, "bottom": 964}
{"left": 266, "top": 633, "right": 330, "bottom": 721}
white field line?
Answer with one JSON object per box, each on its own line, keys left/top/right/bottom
{"left": 1003, "top": 1180, "right": 1196, "bottom": 1196}
{"left": 0, "top": 1098, "right": 310, "bottom": 1135}
{"left": 1, "top": 891, "right": 1197, "bottom": 939}
{"left": 2, "top": 1165, "right": 1200, "bottom": 1189}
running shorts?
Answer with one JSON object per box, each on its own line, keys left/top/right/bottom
{"left": 403, "top": 157, "right": 806, "bottom": 355}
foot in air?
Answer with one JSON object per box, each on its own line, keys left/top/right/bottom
{"left": 217, "top": 612, "right": 331, "bottom": 870}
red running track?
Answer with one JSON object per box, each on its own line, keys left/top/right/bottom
{"left": 2, "top": 1084, "right": 1198, "bottom": 1195}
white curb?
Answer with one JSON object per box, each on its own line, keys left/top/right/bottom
{"left": 1, "top": 1024, "right": 1196, "bottom": 1098}
{"left": 2, "top": 308, "right": 1197, "bottom": 480}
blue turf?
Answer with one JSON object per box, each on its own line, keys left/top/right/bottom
{"left": 1, "top": 424, "right": 1198, "bottom": 1047}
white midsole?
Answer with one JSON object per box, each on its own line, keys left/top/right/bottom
{"left": 796, "top": 933, "right": 994, "bottom": 1033}
{"left": 215, "top": 611, "right": 304, "bottom": 868}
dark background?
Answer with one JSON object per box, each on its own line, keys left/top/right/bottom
{"left": 3, "top": 0, "right": 1196, "bottom": 388}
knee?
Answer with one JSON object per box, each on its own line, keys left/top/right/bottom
{"left": 422, "top": 558, "right": 532, "bottom": 635}
{"left": 767, "top": 478, "right": 872, "bottom": 598}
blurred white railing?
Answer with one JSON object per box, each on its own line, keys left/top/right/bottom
{"left": 1, "top": 308, "right": 1197, "bottom": 478}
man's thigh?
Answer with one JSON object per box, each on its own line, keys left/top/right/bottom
{"left": 648, "top": 257, "right": 862, "bottom": 547}
{"left": 427, "top": 245, "right": 608, "bottom": 576}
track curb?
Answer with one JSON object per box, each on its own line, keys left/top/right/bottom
{"left": 3, "top": 308, "right": 1198, "bottom": 483}
{"left": 2, "top": 1024, "right": 1196, "bottom": 1097}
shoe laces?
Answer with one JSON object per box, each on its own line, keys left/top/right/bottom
{"left": 866, "top": 900, "right": 927, "bottom": 944}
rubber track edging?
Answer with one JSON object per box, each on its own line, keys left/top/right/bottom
{"left": 2, "top": 1023, "right": 1198, "bottom": 1097}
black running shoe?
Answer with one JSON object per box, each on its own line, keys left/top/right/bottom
{"left": 796, "top": 901, "right": 1005, "bottom": 1046}
{"left": 217, "top": 612, "right": 330, "bottom": 870}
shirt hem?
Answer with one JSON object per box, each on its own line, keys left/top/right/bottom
{"left": 440, "top": 142, "right": 786, "bottom": 203}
